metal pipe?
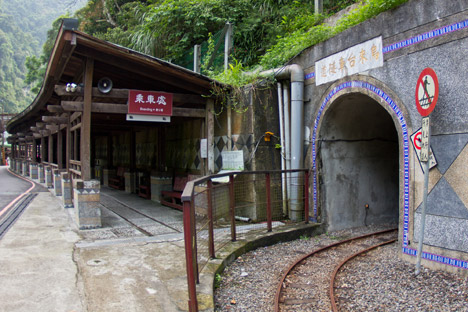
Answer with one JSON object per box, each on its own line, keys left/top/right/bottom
{"left": 277, "top": 83, "right": 288, "bottom": 216}
{"left": 252, "top": 64, "right": 305, "bottom": 221}
{"left": 283, "top": 82, "right": 291, "bottom": 215}
{"left": 276, "top": 65, "right": 305, "bottom": 221}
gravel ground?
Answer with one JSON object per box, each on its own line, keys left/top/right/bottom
{"left": 214, "top": 225, "right": 468, "bottom": 311}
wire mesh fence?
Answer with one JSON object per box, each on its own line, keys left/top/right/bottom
{"left": 185, "top": 169, "right": 311, "bottom": 278}
{"left": 176, "top": 26, "right": 228, "bottom": 74}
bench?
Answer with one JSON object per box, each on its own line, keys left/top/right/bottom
{"left": 160, "top": 176, "right": 189, "bottom": 210}
{"left": 138, "top": 174, "right": 151, "bottom": 199}
{"left": 109, "top": 167, "right": 125, "bottom": 190}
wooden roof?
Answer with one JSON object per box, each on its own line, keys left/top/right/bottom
{"left": 7, "top": 20, "right": 220, "bottom": 135}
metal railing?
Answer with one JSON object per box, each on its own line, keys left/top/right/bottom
{"left": 181, "top": 169, "right": 311, "bottom": 312}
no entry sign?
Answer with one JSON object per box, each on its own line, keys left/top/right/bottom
{"left": 415, "top": 67, "right": 439, "bottom": 116}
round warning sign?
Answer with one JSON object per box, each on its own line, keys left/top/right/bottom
{"left": 415, "top": 67, "right": 439, "bottom": 116}
{"left": 413, "top": 131, "right": 422, "bottom": 150}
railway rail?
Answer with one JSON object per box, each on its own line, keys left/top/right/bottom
{"left": 100, "top": 192, "right": 182, "bottom": 236}
{"left": 274, "top": 228, "right": 397, "bottom": 312}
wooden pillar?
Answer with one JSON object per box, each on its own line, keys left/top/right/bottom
{"left": 81, "top": 57, "right": 94, "bottom": 180}
{"left": 106, "top": 134, "right": 113, "bottom": 169}
{"left": 48, "top": 133, "right": 53, "bottom": 164}
{"left": 130, "top": 130, "right": 136, "bottom": 172}
{"left": 41, "top": 136, "right": 45, "bottom": 162}
{"left": 66, "top": 114, "right": 71, "bottom": 170}
{"left": 57, "top": 129, "right": 63, "bottom": 168}
{"left": 32, "top": 139, "right": 37, "bottom": 162}
{"left": 206, "top": 99, "right": 215, "bottom": 174}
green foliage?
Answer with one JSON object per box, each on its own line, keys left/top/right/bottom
{"left": 0, "top": 0, "right": 85, "bottom": 113}
{"left": 260, "top": 0, "right": 409, "bottom": 68}
{"left": 214, "top": 273, "right": 222, "bottom": 289}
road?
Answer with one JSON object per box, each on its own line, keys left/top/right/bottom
{"left": 0, "top": 166, "right": 46, "bottom": 223}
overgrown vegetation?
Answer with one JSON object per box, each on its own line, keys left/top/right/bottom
{"left": 0, "top": 0, "right": 85, "bottom": 113}
{"left": 260, "top": 0, "right": 408, "bottom": 68}
{"left": 20, "top": 0, "right": 409, "bottom": 108}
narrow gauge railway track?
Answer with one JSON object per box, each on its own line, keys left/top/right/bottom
{"left": 0, "top": 193, "right": 37, "bottom": 239}
{"left": 100, "top": 193, "right": 182, "bottom": 236}
{"left": 274, "top": 228, "right": 397, "bottom": 312}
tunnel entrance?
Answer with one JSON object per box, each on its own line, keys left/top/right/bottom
{"left": 318, "top": 93, "right": 399, "bottom": 231}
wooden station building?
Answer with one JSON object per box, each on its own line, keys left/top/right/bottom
{"left": 6, "top": 19, "right": 221, "bottom": 228}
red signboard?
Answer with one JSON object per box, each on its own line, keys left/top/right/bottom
{"left": 128, "top": 90, "right": 173, "bottom": 116}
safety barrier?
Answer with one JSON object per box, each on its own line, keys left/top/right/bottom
{"left": 181, "top": 169, "right": 311, "bottom": 312}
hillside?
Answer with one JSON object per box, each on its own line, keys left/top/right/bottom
{"left": 0, "top": 0, "right": 85, "bottom": 113}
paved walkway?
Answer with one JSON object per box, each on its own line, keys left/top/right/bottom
{"left": 0, "top": 171, "right": 194, "bottom": 312}
{"left": 0, "top": 167, "right": 321, "bottom": 311}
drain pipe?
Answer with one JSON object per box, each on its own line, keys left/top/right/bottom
{"left": 277, "top": 83, "right": 288, "bottom": 216}
{"left": 264, "top": 65, "right": 304, "bottom": 221}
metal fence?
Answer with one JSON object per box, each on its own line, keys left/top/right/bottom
{"left": 182, "top": 169, "right": 310, "bottom": 312}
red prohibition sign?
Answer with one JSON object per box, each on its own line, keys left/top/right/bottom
{"left": 415, "top": 67, "right": 439, "bottom": 116}
{"left": 413, "top": 131, "right": 422, "bottom": 150}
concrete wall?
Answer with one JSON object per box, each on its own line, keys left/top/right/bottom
{"left": 283, "top": 0, "right": 468, "bottom": 273}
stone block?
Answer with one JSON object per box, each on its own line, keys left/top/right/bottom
{"left": 61, "top": 172, "right": 73, "bottom": 208}
{"left": 45, "top": 166, "right": 53, "bottom": 188}
{"left": 38, "top": 164, "right": 45, "bottom": 183}
{"left": 22, "top": 161, "right": 29, "bottom": 176}
{"left": 53, "top": 169, "right": 65, "bottom": 196}
{"left": 124, "top": 172, "right": 136, "bottom": 194}
{"left": 30, "top": 163, "right": 38, "bottom": 180}
{"left": 73, "top": 179, "right": 101, "bottom": 229}
{"left": 150, "top": 176, "right": 172, "bottom": 202}
{"left": 102, "top": 168, "right": 115, "bottom": 187}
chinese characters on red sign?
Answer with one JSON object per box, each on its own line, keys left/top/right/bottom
{"left": 128, "top": 90, "right": 173, "bottom": 116}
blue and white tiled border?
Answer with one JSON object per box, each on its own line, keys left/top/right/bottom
{"left": 311, "top": 80, "right": 468, "bottom": 271}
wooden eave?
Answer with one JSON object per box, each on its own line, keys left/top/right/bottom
{"left": 7, "top": 24, "right": 224, "bottom": 134}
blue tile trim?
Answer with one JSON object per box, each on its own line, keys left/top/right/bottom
{"left": 384, "top": 19, "right": 468, "bottom": 54}
{"left": 312, "top": 80, "right": 410, "bottom": 242}
{"left": 403, "top": 247, "right": 468, "bottom": 270}
{"left": 305, "top": 72, "right": 315, "bottom": 80}
{"left": 305, "top": 18, "right": 468, "bottom": 81}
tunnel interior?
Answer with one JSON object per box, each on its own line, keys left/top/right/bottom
{"left": 318, "top": 93, "right": 399, "bottom": 231}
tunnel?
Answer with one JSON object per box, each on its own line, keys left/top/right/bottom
{"left": 318, "top": 92, "right": 399, "bottom": 231}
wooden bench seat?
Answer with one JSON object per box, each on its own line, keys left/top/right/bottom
{"left": 109, "top": 167, "right": 125, "bottom": 190}
{"left": 160, "top": 176, "right": 189, "bottom": 210}
{"left": 138, "top": 174, "right": 151, "bottom": 199}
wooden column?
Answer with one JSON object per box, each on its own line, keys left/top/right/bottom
{"left": 130, "top": 130, "right": 136, "bottom": 172}
{"left": 106, "top": 135, "right": 113, "bottom": 169}
{"left": 48, "top": 134, "right": 53, "bottom": 164}
{"left": 41, "top": 136, "right": 45, "bottom": 162}
{"left": 32, "top": 139, "right": 37, "bottom": 162}
{"left": 81, "top": 57, "right": 94, "bottom": 180}
{"left": 57, "top": 129, "right": 63, "bottom": 168}
{"left": 206, "top": 99, "right": 215, "bottom": 174}
{"left": 66, "top": 114, "right": 71, "bottom": 170}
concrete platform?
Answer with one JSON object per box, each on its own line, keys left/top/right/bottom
{"left": 0, "top": 175, "right": 323, "bottom": 311}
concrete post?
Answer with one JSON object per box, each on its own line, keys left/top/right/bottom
{"left": 25, "top": 160, "right": 30, "bottom": 177}
{"left": 22, "top": 160, "right": 28, "bottom": 176}
{"left": 73, "top": 179, "right": 101, "bottom": 229}
{"left": 30, "top": 162, "right": 38, "bottom": 180}
{"left": 102, "top": 168, "right": 115, "bottom": 187}
{"left": 124, "top": 171, "right": 136, "bottom": 193}
{"left": 150, "top": 176, "right": 172, "bottom": 202}
{"left": 61, "top": 172, "right": 73, "bottom": 208}
{"left": 16, "top": 160, "right": 21, "bottom": 174}
{"left": 45, "top": 166, "right": 53, "bottom": 189}
{"left": 53, "top": 169, "right": 65, "bottom": 196}
{"left": 38, "top": 164, "right": 45, "bottom": 183}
